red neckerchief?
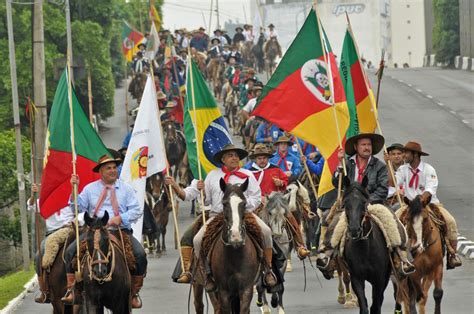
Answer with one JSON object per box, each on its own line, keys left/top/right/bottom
{"left": 222, "top": 166, "right": 248, "bottom": 183}
{"left": 355, "top": 158, "right": 367, "bottom": 183}
{"left": 277, "top": 151, "right": 289, "bottom": 171}
{"left": 409, "top": 168, "right": 420, "bottom": 189}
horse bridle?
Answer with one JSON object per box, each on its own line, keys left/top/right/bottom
{"left": 222, "top": 221, "right": 247, "bottom": 246}
{"left": 346, "top": 203, "right": 373, "bottom": 241}
{"left": 86, "top": 228, "right": 115, "bottom": 284}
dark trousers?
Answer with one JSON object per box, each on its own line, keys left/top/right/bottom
{"left": 64, "top": 230, "right": 147, "bottom": 276}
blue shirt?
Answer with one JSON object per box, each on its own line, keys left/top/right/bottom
{"left": 256, "top": 123, "right": 283, "bottom": 144}
{"left": 270, "top": 151, "right": 302, "bottom": 176}
{"left": 72, "top": 179, "right": 142, "bottom": 230}
{"left": 306, "top": 157, "right": 325, "bottom": 176}
{"left": 122, "top": 132, "right": 132, "bottom": 148}
{"left": 298, "top": 138, "right": 320, "bottom": 158}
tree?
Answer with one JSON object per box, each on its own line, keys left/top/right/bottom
{"left": 433, "top": 0, "right": 460, "bottom": 66}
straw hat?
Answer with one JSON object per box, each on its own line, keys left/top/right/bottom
{"left": 273, "top": 135, "right": 293, "bottom": 146}
{"left": 344, "top": 133, "right": 385, "bottom": 156}
{"left": 93, "top": 154, "right": 122, "bottom": 173}
{"left": 157, "top": 91, "right": 167, "bottom": 100}
{"left": 403, "top": 141, "right": 429, "bottom": 156}
{"left": 249, "top": 144, "right": 273, "bottom": 159}
{"left": 213, "top": 144, "right": 248, "bottom": 164}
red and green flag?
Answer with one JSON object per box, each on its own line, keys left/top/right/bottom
{"left": 122, "top": 21, "right": 145, "bottom": 62}
{"left": 340, "top": 27, "right": 377, "bottom": 138}
{"left": 252, "top": 9, "right": 349, "bottom": 196}
{"left": 39, "top": 69, "right": 109, "bottom": 218}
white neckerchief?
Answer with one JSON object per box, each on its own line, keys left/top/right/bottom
{"left": 135, "top": 59, "right": 143, "bottom": 73}
{"left": 251, "top": 162, "right": 270, "bottom": 185}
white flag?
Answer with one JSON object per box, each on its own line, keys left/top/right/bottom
{"left": 145, "top": 22, "right": 160, "bottom": 60}
{"left": 252, "top": 10, "right": 262, "bottom": 44}
{"left": 120, "top": 75, "right": 167, "bottom": 241}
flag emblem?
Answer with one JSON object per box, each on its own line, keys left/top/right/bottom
{"left": 131, "top": 146, "right": 149, "bottom": 179}
{"left": 301, "top": 59, "right": 332, "bottom": 104}
{"left": 202, "top": 117, "right": 233, "bottom": 166}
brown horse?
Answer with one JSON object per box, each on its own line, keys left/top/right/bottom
{"left": 128, "top": 72, "right": 147, "bottom": 105}
{"left": 209, "top": 179, "right": 261, "bottom": 313}
{"left": 207, "top": 58, "right": 224, "bottom": 100}
{"left": 395, "top": 196, "right": 444, "bottom": 314}
{"left": 162, "top": 120, "right": 187, "bottom": 179}
{"left": 264, "top": 38, "right": 282, "bottom": 76}
{"left": 224, "top": 87, "right": 240, "bottom": 135}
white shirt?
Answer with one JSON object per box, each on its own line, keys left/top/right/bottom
{"left": 243, "top": 30, "right": 254, "bottom": 42}
{"left": 27, "top": 199, "right": 83, "bottom": 232}
{"left": 394, "top": 161, "right": 439, "bottom": 204}
{"left": 242, "top": 98, "right": 257, "bottom": 113}
{"left": 183, "top": 168, "right": 261, "bottom": 213}
{"left": 181, "top": 37, "right": 191, "bottom": 49}
{"left": 265, "top": 29, "right": 278, "bottom": 39}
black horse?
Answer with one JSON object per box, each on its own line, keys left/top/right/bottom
{"left": 342, "top": 176, "right": 391, "bottom": 314}
{"left": 82, "top": 212, "right": 131, "bottom": 314}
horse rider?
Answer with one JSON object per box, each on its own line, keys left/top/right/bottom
{"left": 389, "top": 141, "right": 462, "bottom": 269}
{"left": 222, "top": 44, "right": 231, "bottom": 60}
{"left": 241, "top": 83, "right": 263, "bottom": 121}
{"left": 385, "top": 143, "right": 405, "bottom": 172}
{"left": 233, "top": 26, "right": 245, "bottom": 45}
{"left": 229, "top": 44, "right": 243, "bottom": 64}
{"left": 243, "top": 24, "right": 254, "bottom": 43}
{"left": 265, "top": 23, "right": 279, "bottom": 40}
{"left": 316, "top": 133, "right": 415, "bottom": 276}
{"left": 132, "top": 51, "right": 150, "bottom": 74}
{"left": 270, "top": 135, "right": 302, "bottom": 180}
{"left": 240, "top": 76, "right": 257, "bottom": 107}
{"left": 246, "top": 144, "right": 311, "bottom": 259}
{"left": 208, "top": 38, "right": 222, "bottom": 59}
{"left": 190, "top": 27, "right": 209, "bottom": 53}
{"left": 212, "top": 29, "right": 228, "bottom": 46}
{"left": 164, "top": 144, "right": 277, "bottom": 291}
{"left": 62, "top": 155, "right": 147, "bottom": 309}
{"left": 255, "top": 120, "right": 283, "bottom": 145}
{"left": 28, "top": 183, "right": 83, "bottom": 303}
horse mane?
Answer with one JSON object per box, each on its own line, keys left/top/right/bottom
{"left": 266, "top": 192, "right": 289, "bottom": 215}
{"left": 407, "top": 195, "right": 424, "bottom": 218}
{"left": 343, "top": 182, "right": 369, "bottom": 201}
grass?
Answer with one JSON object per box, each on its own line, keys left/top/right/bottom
{"left": 0, "top": 267, "right": 35, "bottom": 310}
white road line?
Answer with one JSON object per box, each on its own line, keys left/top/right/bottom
{"left": 426, "top": 95, "right": 433, "bottom": 99}
{"left": 407, "top": 83, "right": 413, "bottom": 87}
{"left": 438, "top": 102, "right": 444, "bottom": 106}
{"left": 450, "top": 110, "right": 456, "bottom": 115}
{"left": 462, "top": 120, "right": 469, "bottom": 124}
{"left": 416, "top": 88, "right": 422, "bottom": 92}
{"left": 398, "top": 79, "right": 404, "bottom": 83}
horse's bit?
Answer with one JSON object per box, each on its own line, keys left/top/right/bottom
{"left": 85, "top": 229, "right": 116, "bottom": 284}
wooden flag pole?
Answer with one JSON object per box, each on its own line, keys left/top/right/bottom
{"left": 66, "top": 59, "right": 82, "bottom": 282}
{"left": 345, "top": 15, "right": 403, "bottom": 206}
{"left": 295, "top": 140, "right": 317, "bottom": 218}
{"left": 87, "top": 69, "right": 93, "bottom": 124}
{"left": 187, "top": 52, "right": 207, "bottom": 225}
{"left": 149, "top": 67, "right": 185, "bottom": 271}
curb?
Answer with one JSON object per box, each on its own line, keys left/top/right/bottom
{"left": 458, "top": 236, "right": 474, "bottom": 259}
{"left": 0, "top": 275, "right": 37, "bottom": 314}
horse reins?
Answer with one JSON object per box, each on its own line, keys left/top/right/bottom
{"left": 86, "top": 228, "right": 116, "bottom": 284}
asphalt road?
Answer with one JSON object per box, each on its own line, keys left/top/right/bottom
{"left": 13, "top": 68, "right": 474, "bottom": 313}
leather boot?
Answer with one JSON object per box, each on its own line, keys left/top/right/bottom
{"left": 263, "top": 248, "right": 277, "bottom": 287}
{"left": 319, "top": 225, "right": 327, "bottom": 249}
{"left": 34, "top": 273, "right": 51, "bottom": 304}
{"left": 131, "top": 275, "right": 144, "bottom": 309}
{"left": 61, "top": 273, "right": 76, "bottom": 304}
{"left": 447, "top": 240, "right": 462, "bottom": 269}
{"left": 396, "top": 247, "right": 416, "bottom": 276}
{"left": 176, "top": 246, "right": 193, "bottom": 283}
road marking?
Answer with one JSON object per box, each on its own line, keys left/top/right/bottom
{"left": 450, "top": 110, "right": 456, "bottom": 115}
{"left": 426, "top": 95, "right": 433, "bottom": 99}
{"left": 462, "top": 120, "right": 469, "bottom": 124}
{"left": 416, "top": 88, "right": 422, "bottom": 92}
{"left": 398, "top": 79, "right": 404, "bottom": 83}
{"left": 437, "top": 102, "right": 444, "bottom": 106}
{"left": 407, "top": 83, "right": 413, "bottom": 87}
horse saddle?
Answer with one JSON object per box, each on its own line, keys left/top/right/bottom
{"left": 42, "top": 225, "right": 75, "bottom": 269}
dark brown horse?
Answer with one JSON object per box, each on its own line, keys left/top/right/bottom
{"left": 128, "top": 72, "right": 147, "bottom": 105}
{"left": 147, "top": 174, "right": 172, "bottom": 255}
{"left": 210, "top": 178, "right": 261, "bottom": 313}
{"left": 81, "top": 212, "right": 131, "bottom": 314}
{"left": 224, "top": 86, "right": 240, "bottom": 135}
{"left": 395, "top": 196, "right": 444, "bottom": 314}
{"left": 264, "top": 37, "right": 282, "bottom": 76}
{"left": 162, "top": 120, "right": 186, "bottom": 179}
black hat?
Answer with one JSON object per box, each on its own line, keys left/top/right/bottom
{"left": 387, "top": 143, "right": 404, "bottom": 153}
{"left": 235, "top": 26, "right": 243, "bottom": 32}
{"left": 213, "top": 29, "right": 222, "bottom": 34}
{"left": 211, "top": 37, "right": 221, "bottom": 44}
{"left": 137, "top": 43, "right": 146, "bottom": 49}
{"left": 345, "top": 133, "right": 385, "bottom": 156}
{"left": 213, "top": 144, "right": 248, "bottom": 164}
{"left": 268, "top": 23, "right": 275, "bottom": 28}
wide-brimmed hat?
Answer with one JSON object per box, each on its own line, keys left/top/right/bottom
{"left": 268, "top": 23, "right": 275, "bottom": 28}
{"left": 244, "top": 76, "right": 257, "bottom": 84}
{"left": 403, "top": 141, "right": 429, "bottom": 156}
{"left": 213, "top": 144, "right": 248, "bottom": 164}
{"left": 250, "top": 85, "right": 263, "bottom": 92}
{"left": 213, "top": 29, "right": 222, "bottom": 34}
{"left": 235, "top": 26, "right": 243, "bottom": 32}
{"left": 211, "top": 37, "right": 221, "bottom": 44}
{"left": 165, "top": 101, "right": 177, "bottom": 108}
{"left": 387, "top": 143, "right": 404, "bottom": 152}
{"left": 345, "top": 133, "right": 385, "bottom": 156}
{"left": 157, "top": 90, "right": 167, "bottom": 100}
{"left": 93, "top": 154, "right": 122, "bottom": 173}
{"left": 137, "top": 43, "right": 146, "bottom": 49}
{"left": 249, "top": 144, "right": 273, "bottom": 159}
{"left": 273, "top": 135, "right": 293, "bottom": 146}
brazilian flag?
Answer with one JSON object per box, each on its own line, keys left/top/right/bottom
{"left": 184, "top": 59, "right": 232, "bottom": 179}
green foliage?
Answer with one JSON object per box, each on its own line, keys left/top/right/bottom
{"left": 0, "top": 207, "right": 21, "bottom": 244}
{"left": 433, "top": 0, "right": 460, "bottom": 66}
{"left": 0, "top": 267, "right": 35, "bottom": 309}
{"left": 0, "top": 130, "right": 31, "bottom": 209}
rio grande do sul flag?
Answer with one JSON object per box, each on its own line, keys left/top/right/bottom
{"left": 340, "top": 27, "right": 377, "bottom": 138}
{"left": 252, "top": 9, "right": 349, "bottom": 196}
{"left": 122, "top": 21, "right": 145, "bottom": 62}
{"left": 120, "top": 75, "right": 167, "bottom": 241}
{"left": 40, "top": 69, "right": 109, "bottom": 219}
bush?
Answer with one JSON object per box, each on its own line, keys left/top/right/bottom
{"left": 433, "top": 0, "right": 460, "bottom": 66}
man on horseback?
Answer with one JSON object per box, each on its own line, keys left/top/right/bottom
{"left": 165, "top": 144, "right": 277, "bottom": 290}
{"left": 265, "top": 24, "right": 279, "bottom": 40}
{"left": 132, "top": 51, "right": 150, "bottom": 74}
{"left": 316, "top": 133, "right": 415, "bottom": 276}
{"left": 255, "top": 120, "right": 283, "bottom": 145}
{"left": 247, "top": 144, "right": 311, "bottom": 259}
{"left": 233, "top": 26, "right": 245, "bottom": 45}
{"left": 62, "top": 155, "right": 147, "bottom": 309}
{"left": 386, "top": 143, "right": 404, "bottom": 172}
{"left": 390, "top": 141, "right": 462, "bottom": 269}
{"left": 270, "top": 135, "right": 302, "bottom": 180}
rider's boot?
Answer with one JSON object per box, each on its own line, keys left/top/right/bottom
{"left": 263, "top": 248, "right": 277, "bottom": 287}
{"left": 286, "top": 212, "right": 310, "bottom": 260}
{"left": 34, "top": 273, "right": 51, "bottom": 304}
{"left": 131, "top": 275, "right": 144, "bottom": 309}
{"left": 61, "top": 273, "right": 76, "bottom": 304}
{"left": 447, "top": 239, "right": 462, "bottom": 269}
{"left": 176, "top": 246, "right": 193, "bottom": 283}
{"left": 395, "top": 247, "right": 416, "bottom": 276}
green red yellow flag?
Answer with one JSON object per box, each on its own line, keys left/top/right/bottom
{"left": 339, "top": 27, "right": 377, "bottom": 138}
{"left": 122, "top": 21, "right": 145, "bottom": 62}
{"left": 39, "top": 69, "right": 109, "bottom": 218}
{"left": 184, "top": 59, "right": 232, "bottom": 179}
{"left": 252, "top": 9, "right": 349, "bottom": 196}
{"left": 149, "top": 5, "right": 161, "bottom": 31}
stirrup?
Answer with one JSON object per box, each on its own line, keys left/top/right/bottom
{"left": 34, "top": 292, "right": 51, "bottom": 304}
{"left": 400, "top": 262, "right": 416, "bottom": 276}
{"left": 316, "top": 255, "right": 331, "bottom": 270}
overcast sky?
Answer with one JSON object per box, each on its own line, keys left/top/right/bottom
{"left": 162, "top": 0, "right": 252, "bottom": 32}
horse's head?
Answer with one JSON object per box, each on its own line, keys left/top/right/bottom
{"left": 266, "top": 192, "right": 289, "bottom": 237}
{"left": 84, "top": 211, "right": 112, "bottom": 282}
{"left": 163, "top": 121, "right": 177, "bottom": 141}
{"left": 404, "top": 195, "right": 428, "bottom": 253}
{"left": 342, "top": 176, "right": 370, "bottom": 240}
{"left": 220, "top": 178, "right": 248, "bottom": 248}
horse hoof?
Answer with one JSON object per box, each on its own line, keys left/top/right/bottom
{"left": 261, "top": 305, "right": 271, "bottom": 314}
{"left": 337, "top": 295, "right": 345, "bottom": 304}
{"left": 343, "top": 300, "right": 357, "bottom": 309}
{"left": 286, "top": 261, "right": 293, "bottom": 272}
{"left": 277, "top": 306, "right": 285, "bottom": 314}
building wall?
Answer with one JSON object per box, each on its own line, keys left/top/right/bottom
{"left": 391, "top": 0, "right": 426, "bottom": 67}
{"left": 459, "top": 0, "right": 473, "bottom": 58}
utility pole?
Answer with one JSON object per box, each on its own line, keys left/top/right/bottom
{"left": 6, "top": 0, "right": 30, "bottom": 271}
{"left": 32, "top": 0, "right": 47, "bottom": 184}
{"left": 216, "top": 0, "right": 220, "bottom": 29}
{"left": 65, "top": 0, "right": 73, "bottom": 81}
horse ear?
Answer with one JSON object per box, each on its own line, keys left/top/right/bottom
{"left": 361, "top": 175, "right": 369, "bottom": 189}
{"left": 219, "top": 178, "right": 227, "bottom": 192}
{"left": 342, "top": 175, "right": 351, "bottom": 189}
{"left": 403, "top": 196, "right": 410, "bottom": 205}
{"left": 101, "top": 211, "right": 109, "bottom": 226}
{"left": 240, "top": 178, "right": 249, "bottom": 192}
{"left": 84, "top": 212, "right": 93, "bottom": 227}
